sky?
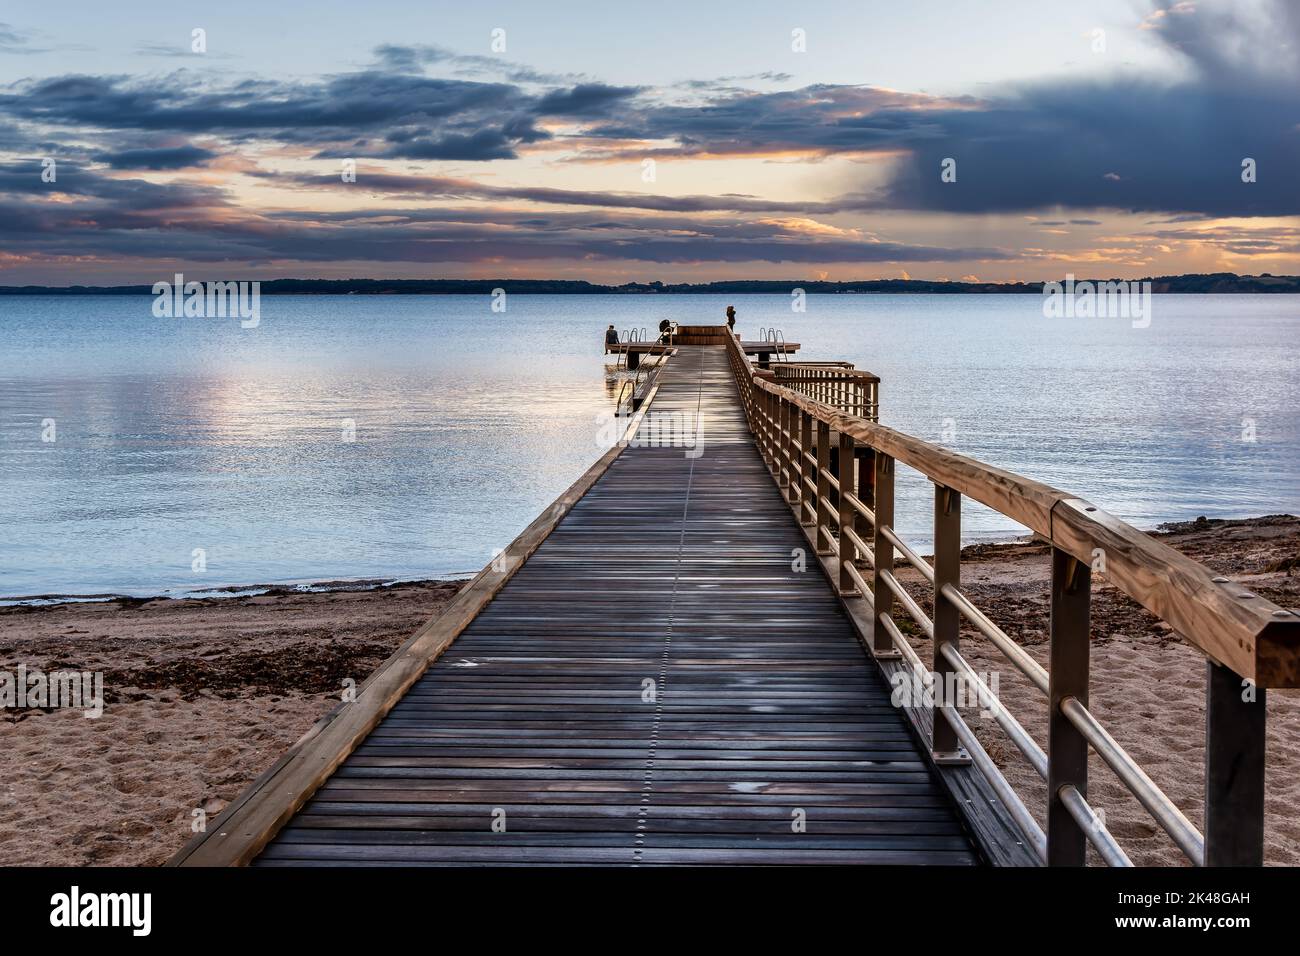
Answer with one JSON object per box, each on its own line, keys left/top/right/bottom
{"left": 0, "top": 0, "right": 1297, "bottom": 284}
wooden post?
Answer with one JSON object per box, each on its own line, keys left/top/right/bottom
{"left": 854, "top": 446, "right": 874, "bottom": 565}
{"left": 1204, "top": 659, "right": 1266, "bottom": 866}
{"left": 1047, "top": 547, "right": 1090, "bottom": 866}
{"left": 761, "top": 390, "right": 773, "bottom": 471}
{"left": 799, "top": 409, "right": 813, "bottom": 527}
{"left": 871, "top": 453, "right": 897, "bottom": 657}
{"left": 815, "top": 421, "right": 832, "bottom": 554}
{"left": 838, "top": 431, "right": 858, "bottom": 595}
{"left": 829, "top": 445, "right": 840, "bottom": 509}
{"left": 932, "top": 485, "right": 967, "bottom": 763}
{"left": 777, "top": 395, "right": 789, "bottom": 490}
{"left": 785, "top": 399, "right": 799, "bottom": 507}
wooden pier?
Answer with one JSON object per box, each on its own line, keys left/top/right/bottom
{"left": 173, "top": 327, "right": 1299, "bottom": 868}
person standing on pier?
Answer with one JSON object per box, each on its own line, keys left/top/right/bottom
{"left": 725, "top": 305, "right": 736, "bottom": 336}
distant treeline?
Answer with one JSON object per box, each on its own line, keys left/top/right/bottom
{"left": 2, "top": 273, "right": 1297, "bottom": 295}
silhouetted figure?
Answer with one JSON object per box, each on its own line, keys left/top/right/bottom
{"left": 659, "top": 319, "right": 672, "bottom": 343}
{"left": 725, "top": 305, "right": 736, "bottom": 335}
{"left": 605, "top": 324, "right": 619, "bottom": 347}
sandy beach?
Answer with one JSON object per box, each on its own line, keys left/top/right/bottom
{"left": 1, "top": 516, "right": 1297, "bottom": 867}
{"left": 0, "top": 581, "right": 462, "bottom": 866}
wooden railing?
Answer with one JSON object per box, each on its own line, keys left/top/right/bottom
{"left": 772, "top": 363, "right": 879, "bottom": 420}
{"left": 724, "top": 329, "right": 1298, "bottom": 866}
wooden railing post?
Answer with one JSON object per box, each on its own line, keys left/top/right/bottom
{"left": 776, "top": 395, "right": 789, "bottom": 491}
{"left": 854, "top": 446, "right": 874, "bottom": 565}
{"left": 815, "top": 421, "right": 832, "bottom": 554}
{"left": 799, "top": 409, "right": 814, "bottom": 527}
{"left": 871, "top": 453, "right": 898, "bottom": 657}
{"left": 932, "top": 485, "right": 967, "bottom": 763}
{"left": 1047, "top": 547, "right": 1091, "bottom": 865}
{"left": 785, "top": 397, "right": 796, "bottom": 493}
{"left": 838, "top": 432, "right": 858, "bottom": 595}
{"left": 1204, "top": 660, "right": 1266, "bottom": 865}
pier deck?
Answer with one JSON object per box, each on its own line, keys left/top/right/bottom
{"left": 175, "top": 330, "right": 1298, "bottom": 869}
{"left": 248, "top": 346, "right": 978, "bottom": 866}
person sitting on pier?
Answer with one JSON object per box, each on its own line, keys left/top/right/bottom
{"left": 605, "top": 324, "right": 619, "bottom": 347}
{"left": 658, "top": 318, "right": 672, "bottom": 344}
{"left": 725, "top": 305, "right": 736, "bottom": 335}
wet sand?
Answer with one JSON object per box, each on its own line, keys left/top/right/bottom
{"left": 1, "top": 516, "right": 1297, "bottom": 866}
{"left": 0, "top": 581, "right": 462, "bottom": 866}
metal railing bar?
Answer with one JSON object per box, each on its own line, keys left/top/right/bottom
{"left": 940, "top": 582, "right": 1050, "bottom": 695}
{"left": 843, "top": 558, "right": 871, "bottom": 599}
{"left": 842, "top": 490, "right": 876, "bottom": 526}
{"left": 1060, "top": 696, "right": 1205, "bottom": 865}
{"left": 841, "top": 525, "right": 875, "bottom": 567}
{"left": 880, "top": 569, "right": 935, "bottom": 638}
{"left": 941, "top": 704, "right": 1049, "bottom": 863}
{"left": 818, "top": 523, "right": 837, "bottom": 550}
{"left": 1058, "top": 784, "right": 1134, "bottom": 867}
{"left": 881, "top": 525, "right": 935, "bottom": 584}
{"left": 881, "top": 611, "right": 925, "bottom": 675}
{"left": 940, "top": 643, "right": 1047, "bottom": 780}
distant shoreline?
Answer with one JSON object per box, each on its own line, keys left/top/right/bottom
{"left": 2, "top": 272, "right": 1297, "bottom": 295}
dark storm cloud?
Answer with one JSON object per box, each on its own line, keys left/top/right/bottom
{"left": 535, "top": 83, "right": 641, "bottom": 116}
{"left": 861, "top": 78, "right": 1299, "bottom": 217}
{"left": 0, "top": 160, "right": 229, "bottom": 208}
{"left": 0, "top": 71, "right": 540, "bottom": 158}
{"left": 92, "top": 144, "right": 217, "bottom": 169}
{"left": 581, "top": 84, "right": 960, "bottom": 156}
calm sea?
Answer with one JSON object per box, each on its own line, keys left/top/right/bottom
{"left": 1, "top": 294, "right": 1296, "bottom": 600}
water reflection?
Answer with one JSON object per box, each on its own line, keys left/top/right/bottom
{"left": 1, "top": 294, "right": 1296, "bottom": 597}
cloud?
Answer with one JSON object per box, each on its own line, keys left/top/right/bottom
{"left": 0, "top": 21, "right": 46, "bottom": 54}
{"left": 535, "top": 83, "right": 641, "bottom": 117}
{"left": 0, "top": 161, "right": 1010, "bottom": 268}
{"left": 256, "top": 169, "right": 828, "bottom": 214}
{"left": 2, "top": 5, "right": 1294, "bottom": 216}
{"left": 0, "top": 5, "right": 1297, "bottom": 279}
{"left": 92, "top": 144, "right": 217, "bottom": 170}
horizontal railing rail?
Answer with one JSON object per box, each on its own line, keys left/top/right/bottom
{"left": 722, "top": 327, "right": 1297, "bottom": 867}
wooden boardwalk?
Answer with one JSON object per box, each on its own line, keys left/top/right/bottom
{"left": 252, "top": 346, "right": 978, "bottom": 866}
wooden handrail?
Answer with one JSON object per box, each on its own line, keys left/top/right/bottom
{"left": 732, "top": 336, "right": 1297, "bottom": 686}
{"left": 723, "top": 327, "right": 1294, "bottom": 867}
